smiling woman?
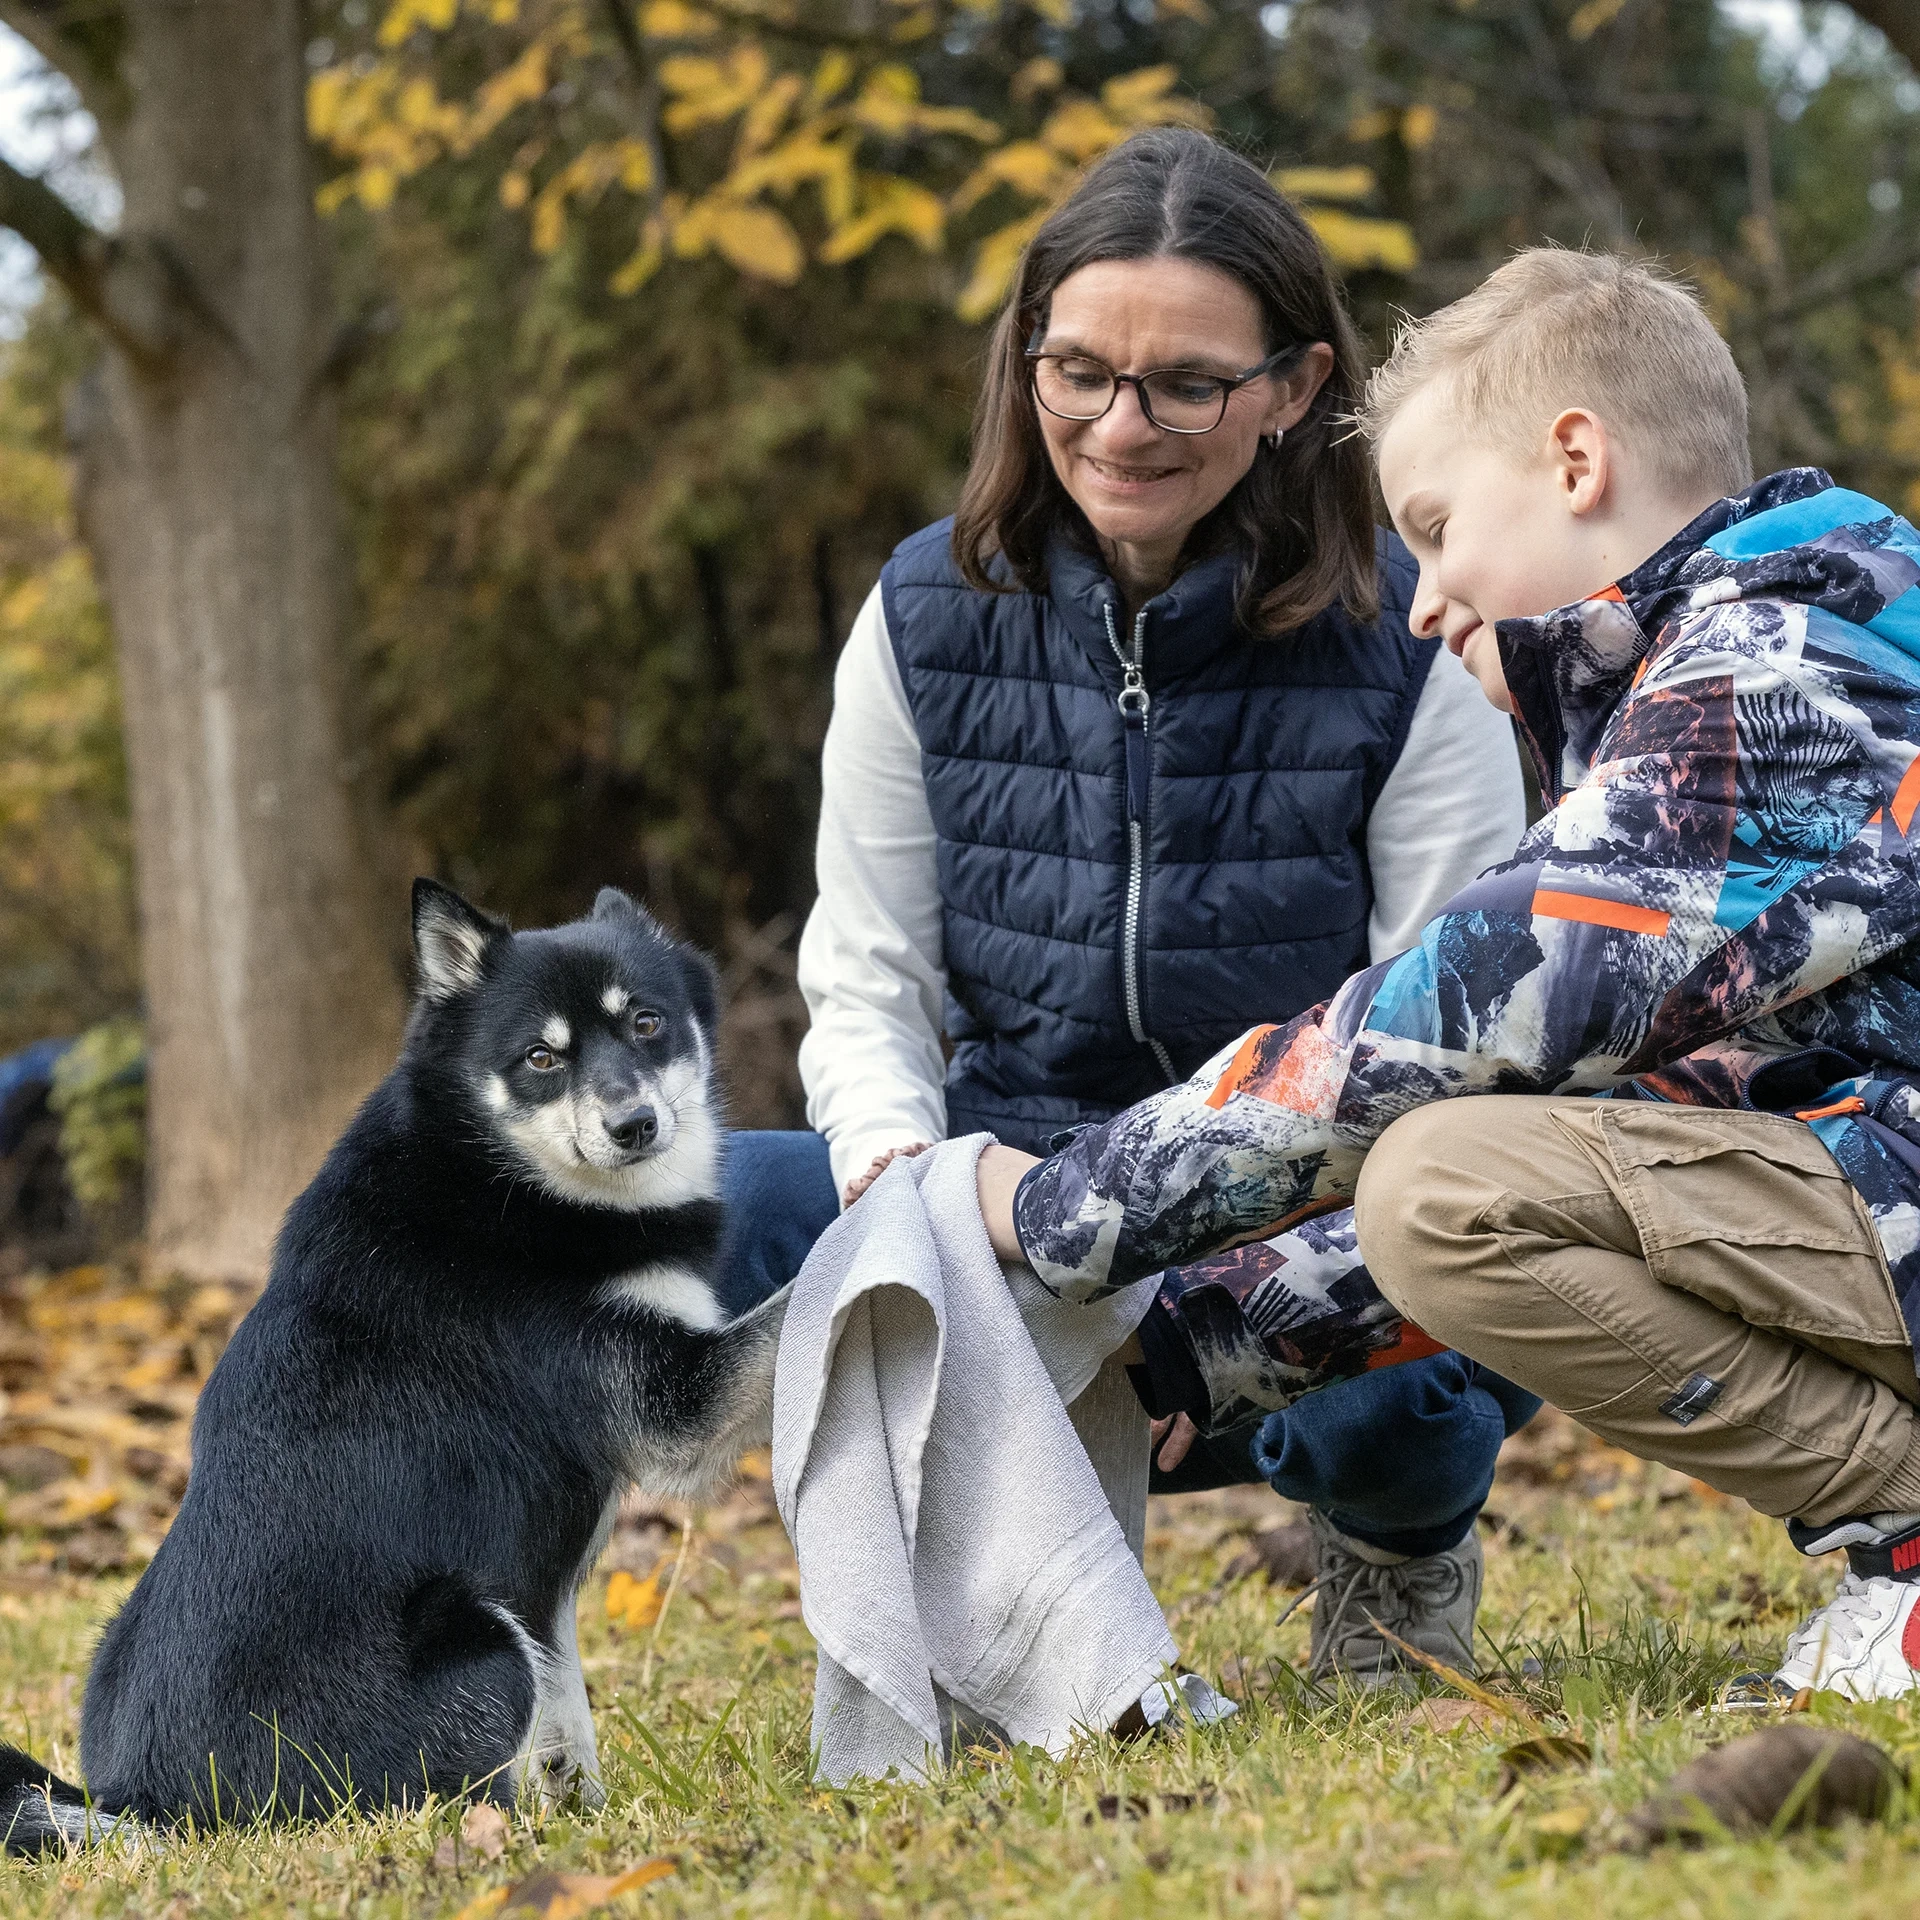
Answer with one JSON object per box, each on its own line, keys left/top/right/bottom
{"left": 719, "top": 127, "right": 1537, "bottom": 1690}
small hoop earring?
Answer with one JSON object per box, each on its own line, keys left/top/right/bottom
{"left": 1269, "top": 427, "right": 1285, "bottom": 450}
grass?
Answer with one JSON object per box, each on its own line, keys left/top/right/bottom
{"left": 9, "top": 1412, "right": 1920, "bottom": 1917}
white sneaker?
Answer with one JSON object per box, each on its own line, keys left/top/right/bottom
{"left": 1766, "top": 1571, "right": 1920, "bottom": 1701}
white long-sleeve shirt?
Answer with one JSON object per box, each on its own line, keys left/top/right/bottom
{"left": 797, "top": 583, "right": 1528, "bottom": 1199}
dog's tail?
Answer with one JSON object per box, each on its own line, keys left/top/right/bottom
{"left": 0, "top": 1742, "right": 126, "bottom": 1855}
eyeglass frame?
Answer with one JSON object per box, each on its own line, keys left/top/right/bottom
{"left": 1023, "top": 325, "right": 1310, "bottom": 435}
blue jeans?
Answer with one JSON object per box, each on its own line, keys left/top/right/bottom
{"left": 717, "top": 1130, "right": 1540, "bottom": 1558}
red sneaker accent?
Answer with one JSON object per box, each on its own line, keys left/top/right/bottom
{"left": 1895, "top": 1537, "right": 1920, "bottom": 1574}
{"left": 1900, "top": 1592, "right": 1920, "bottom": 1672}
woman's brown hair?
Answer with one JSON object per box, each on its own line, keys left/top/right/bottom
{"left": 952, "top": 127, "right": 1379, "bottom": 634}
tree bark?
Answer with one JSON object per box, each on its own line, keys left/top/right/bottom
{"left": 32, "top": 0, "right": 403, "bottom": 1278}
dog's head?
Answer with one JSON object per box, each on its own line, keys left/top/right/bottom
{"left": 408, "top": 879, "right": 722, "bottom": 1210}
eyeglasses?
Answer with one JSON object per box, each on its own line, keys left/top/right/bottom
{"left": 1025, "top": 327, "right": 1308, "bottom": 435}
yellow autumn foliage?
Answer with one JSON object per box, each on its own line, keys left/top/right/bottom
{"left": 1304, "top": 206, "right": 1419, "bottom": 274}
{"left": 818, "top": 175, "right": 946, "bottom": 262}
{"left": 1272, "top": 164, "right": 1375, "bottom": 202}
{"left": 315, "top": 0, "right": 1414, "bottom": 318}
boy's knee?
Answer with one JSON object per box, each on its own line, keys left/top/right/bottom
{"left": 1355, "top": 1098, "right": 1576, "bottom": 1340}
{"left": 1354, "top": 1103, "right": 1481, "bottom": 1321}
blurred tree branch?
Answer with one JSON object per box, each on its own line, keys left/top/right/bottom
{"left": 0, "top": 0, "right": 130, "bottom": 127}
{"left": 0, "top": 153, "right": 171, "bottom": 364}
{"left": 1846, "top": 1, "right": 1920, "bottom": 78}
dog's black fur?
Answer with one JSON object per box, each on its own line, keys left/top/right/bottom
{"left": 0, "top": 882, "right": 783, "bottom": 1852}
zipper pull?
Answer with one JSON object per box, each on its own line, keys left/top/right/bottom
{"left": 1104, "top": 602, "right": 1152, "bottom": 822}
{"left": 1120, "top": 667, "right": 1149, "bottom": 823}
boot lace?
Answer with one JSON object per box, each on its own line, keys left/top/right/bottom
{"left": 1780, "top": 1572, "right": 1877, "bottom": 1673}
{"left": 1280, "top": 1547, "right": 1472, "bottom": 1678}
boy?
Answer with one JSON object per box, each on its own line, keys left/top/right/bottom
{"left": 977, "top": 247, "right": 1920, "bottom": 1702}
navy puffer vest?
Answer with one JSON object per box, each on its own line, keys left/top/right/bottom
{"left": 881, "top": 519, "right": 1434, "bottom": 1153}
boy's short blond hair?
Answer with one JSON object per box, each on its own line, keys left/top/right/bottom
{"left": 1360, "top": 249, "right": 1752, "bottom": 502}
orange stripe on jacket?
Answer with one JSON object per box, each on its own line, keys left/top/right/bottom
{"left": 1531, "top": 889, "right": 1672, "bottom": 937}
{"left": 1364, "top": 1322, "right": 1449, "bottom": 1371}
{"left": 1205, "top": 1026, "right": 1276, "bottom": 1110}
{"left": 1891, "top": 756, "right": 1920, "bottom": 835}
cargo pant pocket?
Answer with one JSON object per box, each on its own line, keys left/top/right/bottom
{"left": 1591, "top": 1104, "right": 1917, "bottom": 1400}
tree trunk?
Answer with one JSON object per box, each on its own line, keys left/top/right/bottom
{"left": 65, "top": 0, "right": 402, "bottom": 1279}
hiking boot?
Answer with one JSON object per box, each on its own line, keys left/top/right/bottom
{"left": 1723, "top": 1513, "right": 1920, "bottom": 1707}
{"left": 1298, "top": 1508, "right": 1482, "bottom": 1687}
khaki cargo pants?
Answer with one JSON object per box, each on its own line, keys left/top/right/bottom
{"left": 1354, "top": 1098, "right": 1920, "bottom": 1526}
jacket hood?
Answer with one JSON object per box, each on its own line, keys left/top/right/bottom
{"left": 1498, "top": 468, "right": 1920, "bottom": 800}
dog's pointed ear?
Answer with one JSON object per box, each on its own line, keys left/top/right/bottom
{"left": 682, "top": 945, "right": 719, "bottom": 1037}
{"left": 592, "top": 886, "right": 647, "bottom": 926}
{"left": 412, "top": 880, "right": 508, "bottom": 1002}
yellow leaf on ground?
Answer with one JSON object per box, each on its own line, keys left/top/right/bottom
{"left": 606, "top": 1565, "right": 666, "bottom": 1629}
{"left": 462, "top": 1800, "right": 510, "bottom": 1860}
{"left": 462, "top": 1860, "right": 676, "bottom": 1918}
{"left": 56, "top": 1484, "right": 119, "bottom": 1525}
{"left": 451, "top": 1890, "right": 511, "bottom": 1920}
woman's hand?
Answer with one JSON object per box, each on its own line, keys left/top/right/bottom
{"left": 1150, "top": 1413, "right": 1199, "bottom": 1473}
{"left": 976, "top": 1142, "right": 1041, "bottom": 1263}
{"left": 843, "top": 1142, "right": 930, "bottom": 1207}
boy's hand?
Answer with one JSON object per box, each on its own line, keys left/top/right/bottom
{"left": 976, "top": 1142, "right": 1041, "bottom": 1262}
{"left": 844, "top": 1142, "right": 929, "bottom": 1207}
{"left": 1151, "top": 1413, "right": 1198, "bottom": 1472}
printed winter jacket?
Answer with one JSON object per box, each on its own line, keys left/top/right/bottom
{"left": 1013, "top": 469, "right": 1920, "bottom": 1418}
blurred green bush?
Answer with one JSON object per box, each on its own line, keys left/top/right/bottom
{"left": 47, "top": 1016, "right": 145, "bottom": 1215}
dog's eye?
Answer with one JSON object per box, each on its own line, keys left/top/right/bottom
{"left": 525, "top": 1045, "right": 560, "bottom": 1071}
{"left": 631, "top": 1010, "right": 663, "bottom": 1040}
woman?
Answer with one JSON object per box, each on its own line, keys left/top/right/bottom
{"left": 721, "top": 127, "right": 1533, "bottom": 1682}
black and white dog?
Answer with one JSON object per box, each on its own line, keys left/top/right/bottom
{"left": 0, "top": 882, "right": 783, "bottom": 1850}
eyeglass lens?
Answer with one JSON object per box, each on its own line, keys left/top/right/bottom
{"left": 1031, "top": 356, "right": 1231, "bottom": 432}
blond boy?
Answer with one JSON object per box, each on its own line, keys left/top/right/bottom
{"left": 978, "top": 248, "right": 1920, "bottom": 1702}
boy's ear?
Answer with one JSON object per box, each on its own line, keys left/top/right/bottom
{"left": 1547, "top": 407, "right": 1611, "bottom": 516}
{"left": 411, "top": 879, "right": 508, "bottom": 1002}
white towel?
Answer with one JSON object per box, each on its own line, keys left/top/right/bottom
{"left": 772, "top": 1134, "right": 1180, "bottom": 1784}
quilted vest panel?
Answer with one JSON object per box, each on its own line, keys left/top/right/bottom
{"left": 881, "top": 518, "right": 1435, "bottom": 1153}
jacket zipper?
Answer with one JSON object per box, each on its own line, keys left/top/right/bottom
{"left": 1104, "top": 602, "right": 1177, "bottom": 1084}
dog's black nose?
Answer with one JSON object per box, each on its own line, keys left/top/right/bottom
{"left": 606, "top": 1103, "right": 658, "bottom": 1152}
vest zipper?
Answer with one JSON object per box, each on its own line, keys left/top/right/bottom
{"left": 1104, "top": 602, "right": 1177, "bottom": 1084}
